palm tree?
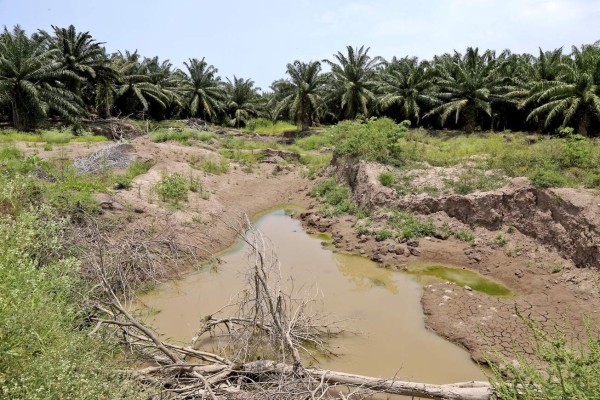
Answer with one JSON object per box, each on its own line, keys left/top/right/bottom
{"left": 90, "top": 52, "right": 120, "bottom": 117}
{"left": 271, "top": 60, "right": 328, "bottom": 131}
{"left": 376, "top": 57, "right": 439, "bottom": 124}
{"left": 112, "top": 51, "right": 169, "bottom": 117}
{"left": 224, "top": 76, "right": 261, "bottom": 128}
{"left": 181, "top": 58, "right": 225, "bottom": 121}
{"left": 0, "top": 26, "right": 85, "bottom": 130}
{"left": 523, "top": 44, "right": 600, "bottom": 135}
{"left": 324, "top": 45, "right": 384, "bottom": 120}
{"left": 37, "top": 25, "right": 105, "bottom": 95}
{"left": 141, "top": 56, "right": 184, "bottom": 118}
{"left": 426, "top": 47, "right": 507, "bottom": 132}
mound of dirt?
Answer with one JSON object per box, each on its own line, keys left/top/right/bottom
{"left": 333, "top": 156, "right": 600, "bottom": 270}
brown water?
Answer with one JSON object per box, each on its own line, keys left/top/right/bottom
{"left": 138, "top": 208, "right": 486, "bottom": 384}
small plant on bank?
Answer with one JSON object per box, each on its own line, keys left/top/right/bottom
{"left": 494, "top": 233, "right": 508, "bottom": 247}
{"left": 193, "top": 158, "right": 229, "bottom": 175}
{"left": 309, "top": 178, "right": 360, "bottom": 217}
{"left": 453, "top": 229, "right": 475, "bottom": 243}
{"left": 155, "top": 172, "right": 188, "bottom": 204}
{"left": 378, "top": 171, "right": 396, "bottom": 187}
{"left": 489, "top": 310, "right": 600, "bottom": 400}
{"left": 375, "top": 229, "right": 394, "bottom": 241}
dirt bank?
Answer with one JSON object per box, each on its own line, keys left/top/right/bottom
{"left": 26, "top": 137, "right": 312, "bottom": 275}
{"left": 300, "top": 156, "right": 600, "bottom": 363}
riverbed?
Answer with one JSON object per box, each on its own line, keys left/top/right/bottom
{"left": 138, "top": 208, "right": 486, "bottom": 384}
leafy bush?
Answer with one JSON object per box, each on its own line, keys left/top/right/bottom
{"left": 329, "top": 118, "right": 409, "bottom": 165}
{"left": 453, "top": 229, "right": 475, "bottom": 243}
{"left": 155, "top": 172, "right": 188, "bottom": 204}
{"left": 295, "top": 133, "right": 336, "bottom": 150}
{"left": 530, "top": 168, "right": 569, "bottom": 188}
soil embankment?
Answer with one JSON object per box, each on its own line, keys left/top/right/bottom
{"left": 301, "top": 155, "right": 600, "bottom": 363}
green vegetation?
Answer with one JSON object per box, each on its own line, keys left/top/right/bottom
{"left": 405, "top": 263, "right": 513, "bottom": 296}
{"left": 150, "top": 129, "right": 215, "bottom": 144}
{"left": 378, "top": 171, "right": 396, "bottom": 187}
{"left": 2, "top": 24, "right": 600, "bottom": 136}
{"left": 0, "top": 147, "right": 142, "bottom": 399}
{"left": 0, "top": 129, "right": 107, "bottom": 144}
{"left": 446, "top": 169, "right": 507, "bottom": 194}
{"left": 309, "top": 178, "right": 359, "bottom": 217}
{"left": 243, "top": 118, "right": 297, "bottom": 135}
{"left": 489, "top": 315, "right": 599, "bottom": 399}
{"left": 193, "top": 158, "right": 229, "bottom": 175}
{"left": 321, "top": 119, "right": 599, "bottom": 190}
{"left": 386, "top": 210, "right": 437, "bottom": 239}
{"left": 154, "top": 171, "right": 189, "bottom": 204}
{"left": 333, "top": 118, "right": 410, "bottom": 165}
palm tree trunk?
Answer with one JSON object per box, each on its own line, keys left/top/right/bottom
{"left": 12, "top": 101, "right": 25, "bottom": 131}
{"left": 301, "top": 113, "right": 310, "bottom": 132}
{"left": 577, "top": 114, "right": 589, "bottom": 135}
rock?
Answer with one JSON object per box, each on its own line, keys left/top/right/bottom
{"left": 515, "top": 269, "right": 524, "bottom": 278}
{"left": 406, "top": 239, "right": 419, "bottom": 248}
{"left": 409, "top": 247, "right": 422, "bottom": 256}
{"left": 395, "top": 244, "right": 408, "bottom": 256}
{"left": 464, "top": 285, "right": 473, "bottom": 291}
{"left": 370, "top": 254, "right": 382, "bottom": 262}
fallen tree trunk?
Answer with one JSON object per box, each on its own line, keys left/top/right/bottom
{"left": 242, "top": 360, "right": 492, "bottom": 400}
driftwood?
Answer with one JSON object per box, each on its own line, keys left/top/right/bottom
{"left": 90, "top": 213, "right": 493, "bottom": 399}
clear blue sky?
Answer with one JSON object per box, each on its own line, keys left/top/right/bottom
{"left": 1, "top": 0, "right": 599, "bottom": 89}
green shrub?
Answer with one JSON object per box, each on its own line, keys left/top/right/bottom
{"left": 378, "top": 171, "right": 396, "bottom": 187}
{"left": 530, "top": 169, "right": 569, "bottom": 188}
{"left": 453, "top": 229, "right": 475, "bottom": 243}
{"left": 329, "top": 118, "right": 409, "bottom": 165}
{"left": 114, "top": 175, "right": 132, "bottom": 189}
{"left": 155, "top": 172, "right": 188, "bottom": 204}
{"left": 489, "top": 313, "right": 599, "bottom": 400}
{"left": 310, "top": 178, "right": 359, "bottom": 216}
{"left": 386, "top": 210, "right": 437, "bottom": 239}
{"left": 295, "top": 133, "right": 336, "bottom": 150}
{"left": 375, "top": 229, "right": 393, "bottom": 241}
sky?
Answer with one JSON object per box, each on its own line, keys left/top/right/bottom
{"left": 1, "top": 0, "right": 599, "bottom": 89}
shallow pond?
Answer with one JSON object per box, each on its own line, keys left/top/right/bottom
{"left": 138, "top": 208, "right": 487, "bottom": 385}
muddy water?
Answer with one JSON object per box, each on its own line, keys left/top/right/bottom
{"left": 139, "top": 208, "right": 486, "bottom": 384}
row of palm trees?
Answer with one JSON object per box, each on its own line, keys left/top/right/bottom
{"left": 1, "top": 25, "right": 599, "bottom": 134}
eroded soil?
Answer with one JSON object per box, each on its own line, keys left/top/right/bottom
{"left": 301, "top": 157, "right": 600, "bottom": 363}
{"left": 22, "top": 137, "right": 600, "bottom": 366}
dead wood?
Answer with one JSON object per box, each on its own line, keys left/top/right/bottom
{"left": 88, "top": 212, "right": 493, "bottom": 399}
